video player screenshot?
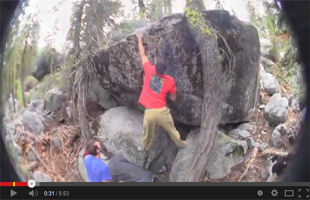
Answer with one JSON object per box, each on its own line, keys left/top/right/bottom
{"left": 0, "top": 0, "right": 309, "bottom": 199}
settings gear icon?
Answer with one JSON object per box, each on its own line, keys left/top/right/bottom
{"left": 271, "top": 189, "right": 278, "bottom": 197}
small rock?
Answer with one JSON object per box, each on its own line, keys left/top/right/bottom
{"left": 28, "top": 151, "right": 37, "bottom": 161}
{"left": 291, "top": 98, "right": 300, "bottom": 113}
{"left": 22, "top": 109, "right": 45, "bottom": 136}
{"left": 44, "top": 88, "right": 63, "bottom": 112}
{"left": 51, "top": 137, "right": 62, "bottom": 153}
{"left": 274, "top": 124, "right": 287, "bottom": 135}
{"left": 246, "top": 137, "right": 255, "bottom": 148}
{"left": 28, "top": 161, "right": 39, "bottom": 171}
{"left": 260, "top": 170, "right": 269, "bottom": 180}
{"left": 238, "top": 130, "right": 251, "bottom": 139}
{"left": 264, "top": 93, "right": 289, "bottom": 126}
{"left": 33, "top": 171, "right": 52, "bottom": 182}
{"left": 271, "top": 130, "right": 282, "bottom": 148}
{"left": 259, "top": 105, "right": 265, "bottom": 109}
{"left": 261, "top": 72, "right": 281, "bottom": 95}
{"left": 258, "top": 143, "right": 268, "bottom": 152}
{"left": 66, "top": 106, "right": 72, "bottom": 118}
{"left": 238, "top": 123, "right": 256, "bottom": 132}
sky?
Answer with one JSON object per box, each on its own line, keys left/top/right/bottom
{"left": 22, "top": 0, "right": 264, "bottom": 52}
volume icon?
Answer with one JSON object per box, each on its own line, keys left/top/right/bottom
{"left": 29, "top": 190, "right": 38, "bottom": 197}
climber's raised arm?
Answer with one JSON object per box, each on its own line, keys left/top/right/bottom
{"left": 136, "top": 33, "right": 149, "bottom": 66}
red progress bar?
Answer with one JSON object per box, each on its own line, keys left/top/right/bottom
{"left": 0, "top": 182, "right": 28, "bottom": 186}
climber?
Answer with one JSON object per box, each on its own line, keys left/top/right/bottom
{"left": 135, "top": 32, "right": 187, "bottom": 152}
{"left": 84, "top": 140, "right": 160, "bottom": 182}
{"left": 83, "top": 139, "right": 112, "bottom": 182}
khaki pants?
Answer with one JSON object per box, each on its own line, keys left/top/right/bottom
{"left": 141, "top": 107, "right": 186, "bottom": 151}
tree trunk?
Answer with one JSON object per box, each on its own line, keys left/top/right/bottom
{"left": 74, "top": 0, "right": 85, "bottom": 58}
{"left": 186, "top": 16, "right": 228, "bottom": 181}
{"left": 21, "top": 77, "right": 26, "bottom": 108}
{"left": 11, "top": 89, "right": 16, "bottom": 114}
{"left": 186, "top": 0, "right": 205, "bottom": 11}
{"left": 138, "top": 0, "right": 146, "bottom": 19}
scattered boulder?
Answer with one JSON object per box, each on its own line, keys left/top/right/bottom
{"left": 32, "top": 49, "right": 64, "bottom": 81}
{"left": 274, "top": 124, "right": 288, "bottom": 135}
{"left": 87, "top": 78, "right": 117, "bottom": 110}
{"left": 228, "top": 123, "right": 254, "bottom": 140}
{"left": 170, "top": 130, "right": 247, "bottom": 181}
{"left": 290, "top": 98, "right": 300, "bottom": 113}
{"left": 33, "top": 171, "right": 52, "bottom": 182}
{"left": 44, "top": 88, "right": 63, "bottom": 112}
{"left": 238, "top": 123, "right": 256, "bottom": 132}
{"left": 271, "top": 129, "right": 282, "bottom": 148}
{"left": 98, "top": 106, "right": 177, "bottom": 173}
{"left": 261, "top": 72, "right": 281, "bottom": 96}
{"left": 30, "top": 99, "right": 44, "bottom": 110}
{"left": 260, "top": 38, "right": 272, "bottom": 57}
{"left": 264, "top": 94, "right": 289, "bottom": 126}
{"left": 246, "top": 137, "right": 255, "bottom": 148}
{"left": 22, "top": 109, "right": 45, "bottom": 136}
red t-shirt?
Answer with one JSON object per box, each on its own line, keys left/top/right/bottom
{"left": 138, "top": 61, "right": 176, "bottom": 109}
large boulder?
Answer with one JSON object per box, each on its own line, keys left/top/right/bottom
{"left": 22, "top": 109, "right": 45, "bottom": 136}
{"left": 170, "top": 130, "right": 247, "bottom": 181}
{"left": 264, "top": 93, "right": 289, "bottom": 126}
{"left": 44, "top": 88, "right": 63, "bottom": 112}
{"left": 32, "top": 50, "right": 64, "bottom": 81}
{"left": 87, "top": 78, "right": 117, "bottom": 110}
{"left": 261, "top": 72, "right": 281, "bottom": 96}
{"left": 98, "top": 106, "right": 178, "bottom": 173}
{"left": 91, "top": 10, "right": 259, "bottom": 126}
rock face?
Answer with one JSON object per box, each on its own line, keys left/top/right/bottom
{"left": 261, "top": 72, "right": 281, "bottom": 96}
{"left": 170, "top": 130, "right": 247, "bottom": 181}
{"left": 265, "top": 94, "right": 289, "bottom": 126}
{"left": 44, "top": 88, "right": 63, "bottom": 112}
{"left": 98, "top": 106, "right": 177, "bottom": 173}
{"left": 22, "top": 109, "right": 45, "bottom": 136}
{"left": 92, "top": 10, "right": 259, "bottom": 126}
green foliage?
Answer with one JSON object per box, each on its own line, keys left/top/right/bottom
{"left": 1, "top": 1, "right": 40, "bottom": 109}
{"left": 185, "top": 7, "right": 216, "bottom": 38}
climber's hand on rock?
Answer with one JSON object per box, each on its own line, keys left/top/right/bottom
{"left": 135, "top": 33, "right": 142, "bottom": 40}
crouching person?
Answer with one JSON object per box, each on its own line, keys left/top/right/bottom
{"left": 84, "top": 139, "right": 112, "bottom": 182}
{"left": 108, "top": 155, "right": 160, "bottom": 182}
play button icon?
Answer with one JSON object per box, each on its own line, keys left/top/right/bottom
{"left": 10, "top": 189, "right": 17, "bottom": 197}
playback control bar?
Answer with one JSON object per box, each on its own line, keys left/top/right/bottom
{"left": 1, "top": 185, "right": 309, "bottom": 199}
